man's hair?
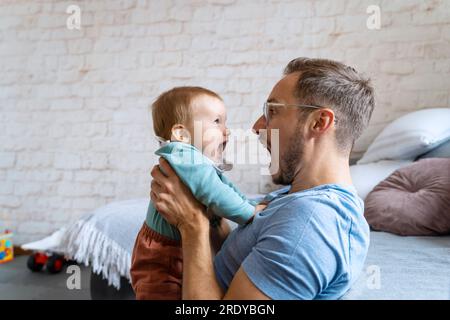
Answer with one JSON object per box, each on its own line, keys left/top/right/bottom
{"left": 152, "top": 86, "right": 222, "bottom": 140}
{"left": 283, "top": 57, "right": 375, "bottom": 151}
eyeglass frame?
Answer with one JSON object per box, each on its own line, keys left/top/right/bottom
{"left": 262, "top": 101, "right": 338, "bottom": 124}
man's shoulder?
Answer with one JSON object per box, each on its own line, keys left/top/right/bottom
{"left": 264, "top": 184, "right": 364, "bottom": 232}
{"left": 274, "top": 184, "right": 361, "bottom": 212}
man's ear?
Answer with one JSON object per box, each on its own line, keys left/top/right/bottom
{"left": 311, "top": 108, "right": 335, "bottom": 134}
{"left": 171, "top": 124, "right": 191, "bottom": 143}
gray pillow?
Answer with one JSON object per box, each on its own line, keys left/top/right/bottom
{"left": 364, "top": 158, "right": 450, "bottom": 236}
{"left": 416, "top": 139, "right": 450, "bottom": 159}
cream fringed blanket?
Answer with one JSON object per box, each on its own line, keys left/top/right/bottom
{"left": 61, "top": 198, "right": 148, "bottom": 289}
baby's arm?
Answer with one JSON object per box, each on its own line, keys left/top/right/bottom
{"left": 156, "top": 143, "right": 255, "bottom": 225}
{"left": 218, "top": 173, "right": 268, "bottom": 218}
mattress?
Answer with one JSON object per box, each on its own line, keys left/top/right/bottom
{"left": 59, "top": 197, "right": 450, "bottom": 298}
{"left": 342, "top": 231, "right": 450, "bottom": 300}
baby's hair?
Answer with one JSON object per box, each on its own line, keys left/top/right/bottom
{"left": 152, "top": 86, "right": 222, "bottom": 140}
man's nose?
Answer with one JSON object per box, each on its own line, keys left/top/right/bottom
{"left": 252, "top": 115, "right": 266, "bottom": 135}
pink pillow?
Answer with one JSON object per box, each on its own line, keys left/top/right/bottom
{"left": 364, "top": 158, "right": 450, "bottom": 236}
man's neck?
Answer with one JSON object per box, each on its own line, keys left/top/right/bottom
{"left": 288, "top": 150, "right": 353, "bottom": 194}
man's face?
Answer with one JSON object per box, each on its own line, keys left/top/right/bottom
{"left": 252, "top": 72, "right": 306, "bottom": 185}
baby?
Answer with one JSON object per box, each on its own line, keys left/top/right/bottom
{"left": 130, "top": 86, "right": 260, "bottom": 300}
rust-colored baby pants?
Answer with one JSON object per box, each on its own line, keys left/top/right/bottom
{"left": 130, "top": 223, "right": 183, "bottom": 300}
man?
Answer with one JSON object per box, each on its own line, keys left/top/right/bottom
{"left": 150, "top": 57, "right": 375, "bottom": 299}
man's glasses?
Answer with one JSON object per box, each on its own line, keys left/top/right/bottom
{"left": 262, "top": 101, "right": 338, "bottom": 124}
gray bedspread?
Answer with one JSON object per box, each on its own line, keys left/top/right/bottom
{"left": 342, "top": 231, "right": 450, "bottom": 300}
{"left": 62, "top": 197, "right": 450, "bottom": 299}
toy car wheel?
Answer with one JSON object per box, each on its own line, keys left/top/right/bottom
{"left": 27, "top": 254, "right": 45, "bottom": 272}
{"left": 46, "top": 255, "right": 65, "bottom": 274}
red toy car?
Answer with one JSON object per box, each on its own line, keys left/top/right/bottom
{"left": 27, "top": 252, "right": 66, "bottom": 274}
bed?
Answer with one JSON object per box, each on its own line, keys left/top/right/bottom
{"left": 59, "top": 197, "right": 450, "bottom": 300}
{"left": 342, "top": 231, "right": 450, "bottom": 300}
{"left": 87, "top": 227, "right": 450, "bottom": 300}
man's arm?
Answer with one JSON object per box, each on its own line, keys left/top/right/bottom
{"left": 224, "top": 267, "right": 270, "bottom": 300}
{"left": 179, "top": 222, "right": 223, "bottom": 299}
{"left": 180, "top": 221, "right": 270, "bottom": 300}
{"left": 209, "top": 217, "right": 231, "bottom": 255}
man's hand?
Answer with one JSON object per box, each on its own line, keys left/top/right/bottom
{"left": 150, "top": 157, "right": 209, "bottom": 235}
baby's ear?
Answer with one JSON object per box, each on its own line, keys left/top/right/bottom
{"left": 170, "top": 124, "right": 191, "bottom": 143}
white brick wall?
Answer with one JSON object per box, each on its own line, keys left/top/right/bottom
{"left": 1, "top": 0, "right": 449, "bottom": 244}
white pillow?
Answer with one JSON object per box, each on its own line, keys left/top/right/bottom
{"left": 357, "top": 108, "right": 450, "bottom": 164}
{"left": 350, "top": 160, "right": 413, "bottom": 200}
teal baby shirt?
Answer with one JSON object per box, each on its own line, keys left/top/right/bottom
{"left": 146, "top": 142, "right": 255, "bottom": 241}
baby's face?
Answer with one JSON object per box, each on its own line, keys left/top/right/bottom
{"left": 189, "top": 95, "right": 229, "bottom": 163}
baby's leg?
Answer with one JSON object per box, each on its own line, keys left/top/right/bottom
{"left": 130, "top": 223, "right": 183, "bottom": 300}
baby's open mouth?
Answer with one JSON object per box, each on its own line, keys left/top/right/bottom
{"left": 219, "top": 140, "right": 227, "bottom": 152}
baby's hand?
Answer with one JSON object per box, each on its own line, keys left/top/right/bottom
{"left": 246, "top": 202, "right": 268, "bottom": 225}
{"left": 255, "top": 202, "right": 268, "bottom": 213}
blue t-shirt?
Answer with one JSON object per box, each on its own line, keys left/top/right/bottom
{"left": 214, "top": 184, "right": 370, "bottom": 300}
